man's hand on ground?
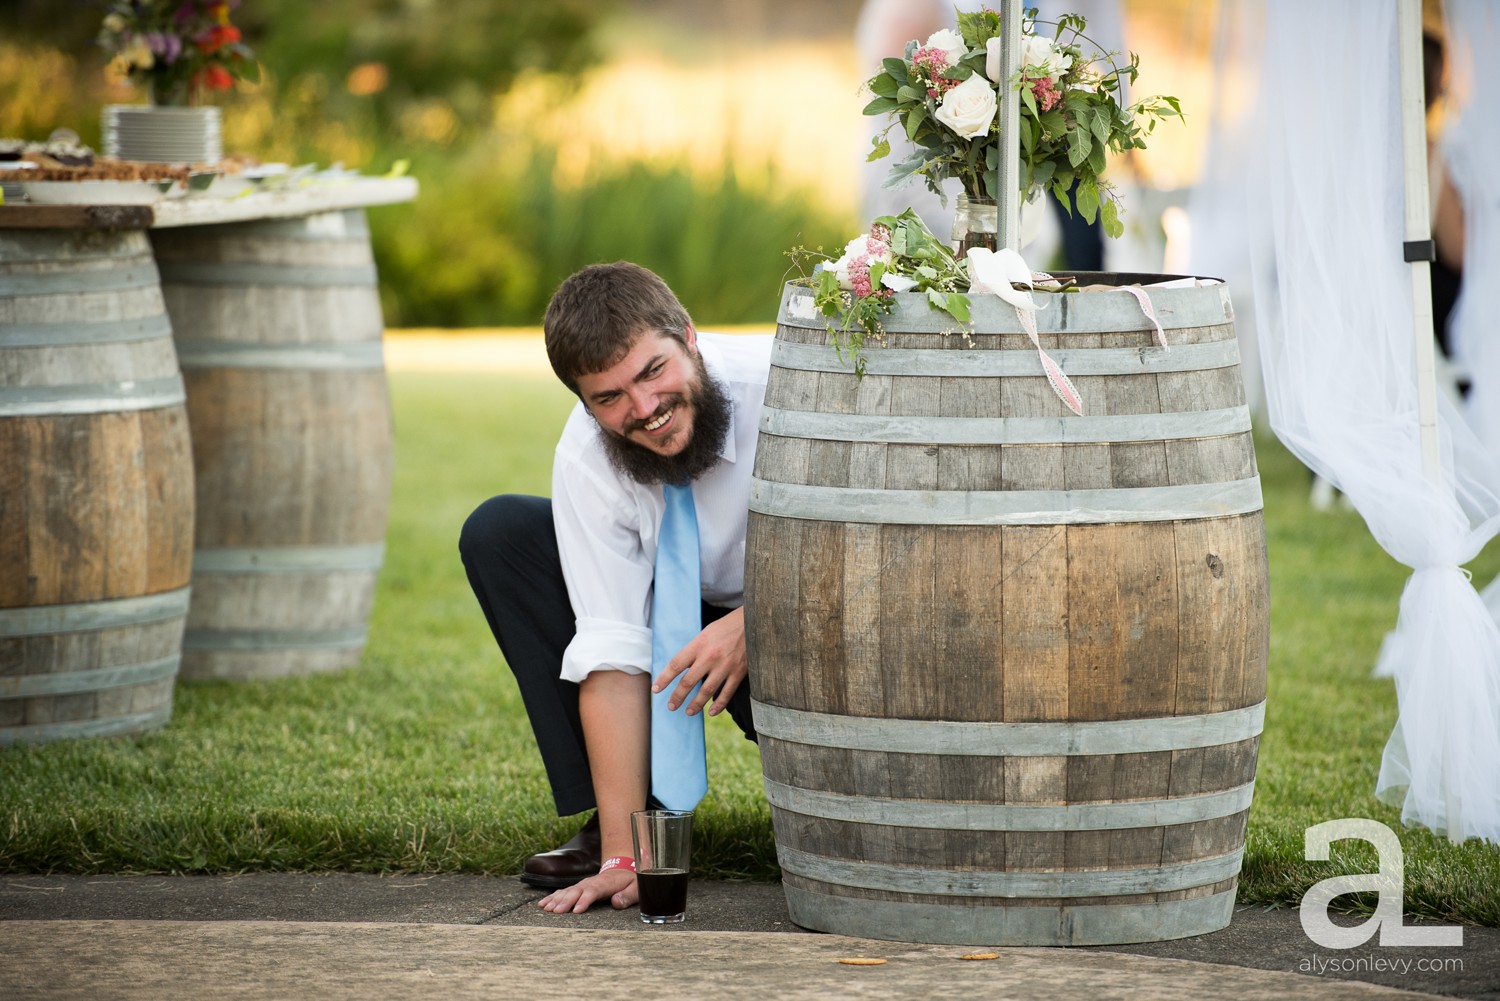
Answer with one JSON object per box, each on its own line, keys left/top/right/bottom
{"left": 537, "top": 868, "right": 639, "bottom": 914}
{"left": 653, "top": 606, "right": 747, "bottom": 717}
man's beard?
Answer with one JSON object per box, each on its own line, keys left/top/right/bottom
{"left": 595, "top": 354, "right": 733, "bottom": 486}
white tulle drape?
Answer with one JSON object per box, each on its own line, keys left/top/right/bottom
{"left": 1183, "top": 0, "right": 1265, "bottom": 417}
{"left": 1247, "top": 0, "right": 1500, "bottom": 843}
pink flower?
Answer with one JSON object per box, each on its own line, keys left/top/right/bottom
{"left": 912, "top": 46, "right": 961, "bottom": 98}
{"left": 1029, "top": 75, "right": 1062, "bottom": 112}
{"left": 825, "top": 233, "right": 895, "bottom": 295}
{"left": 912, "top": 45, "right": 950, "bottom": 78}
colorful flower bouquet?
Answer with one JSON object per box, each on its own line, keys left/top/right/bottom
{"left": 863, "top": 8, "right": 1180, "bottom": 237}
{"left": 98, "top": 1, "right": 255, "bottom": 106}
{"left": 795, "top": 208, "right": 1175, "bottom": 415}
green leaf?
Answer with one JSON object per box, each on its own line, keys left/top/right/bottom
{"left": 1020, "top": 82, "right": 1039, "bottom": 122}
{"left": 1039, "top": 109, "right": 1067, "bottom": 135}
{"left": 1089, "top": 107, "right": 1110, "bottom": 146}
{"left": 1052, "top": 179, "right": 1073, "bottom": 216}
{"left": 896, "top": 85, "right": 926, "bottom": 104}
{"left": 903, "top": 105, "right": 929, "bottom": 141}
{"left": 1067, "top": 127, "right": 1092, "bottom": 168}
{"left": 862, "top": 96, "right": 898, "bottom": 116}
{"left": 882, "top": 57, "right": 910, "bottom": 81}
{"left": 866, "top": 136, "right": 891, "bottom": 162}
{"left": 928, "top": 288, "right": 947, "bottom": 312}
{"left": 1088, "top": 140, "right": 1107, "bottom": 176}
{"left": 869, "top": 73, "right": 900, "bottom": 99}
{"left": 1075, "top": 179, "right": 1100, "bottom": 224}
{"left": 945, "top": 293, "right": 971, "bottom": 323}
{"left": 1101, "top": 197, "right": 1122, "bottom": 239}
{"left": 958, "top": 9, "right": 1001, "bottom": 49}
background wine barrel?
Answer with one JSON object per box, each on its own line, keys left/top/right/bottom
{"left": 744, "top": 275, "right": 1270, "bottom": 946}
{"left": 150, "top": 210, "right": 392, "bottom": 680}
{"left": 0, "top": 228, "right": 194, "bottom": 743}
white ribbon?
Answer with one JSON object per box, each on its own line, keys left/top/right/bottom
{"left": 967, "top": 247, "right": 1085, "bottom": 415}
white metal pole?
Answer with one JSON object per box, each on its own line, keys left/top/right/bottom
{"left": 1398, "top": 0, "right": 1442, "bottom": 484}
{"left": 997, "top": 0, "right": 1023, "bottom": 252}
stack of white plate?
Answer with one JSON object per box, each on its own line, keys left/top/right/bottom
{"left": 0, "top": 161, "right": 36, "bottom": 202}
{"left": 102, "top": 105, "right": 222, "bottom": 165}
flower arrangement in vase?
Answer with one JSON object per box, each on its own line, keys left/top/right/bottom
{"left": 863, "top": 7, "right": 1180, "bottom": 248}
{"left": 98, "top": 0, "right": 255, "bottom": 107}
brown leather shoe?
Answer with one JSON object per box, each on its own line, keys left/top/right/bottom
{"left": 519, "top": 812, "right": 601, "bottom": 889}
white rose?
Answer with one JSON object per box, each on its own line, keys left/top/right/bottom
{"left": 985, "top": 36, "right": 1003, "bottom": 82}
{"left": 1019, "top": 35, "right": 1054, "bottom": 72}
{"left": 923, "top": 28, "right": 968, "bottom": 67}
{"left": 934, "top": 74, "right": 997, "bottom": 140}
{"left": 821, "top": 252, "right": 852, "bottom": 289}
{"left": 1018, "top": 35, "right": 1073, "bottom": 79}
{"left": 845, "top": 234, "right": 893, "bottom": 267}
{"left": 822, "top": 234, "right": 887, "bottom": 289}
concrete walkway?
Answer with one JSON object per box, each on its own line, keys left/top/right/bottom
{"left": 3, "top": 874, "right": 1495, "bottom": 1000}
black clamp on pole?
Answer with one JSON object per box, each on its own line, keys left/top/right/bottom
{"left": 1404, "top": 239, "right": 1436, "bottom": 263}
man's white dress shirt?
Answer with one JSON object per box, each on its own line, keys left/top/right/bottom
{"left": 551, "top": 332, "right": 773, "bottom": 683}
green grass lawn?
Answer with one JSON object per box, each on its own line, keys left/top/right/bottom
{"left": 3, "top": 368, "right": 1499, "bottom": 925}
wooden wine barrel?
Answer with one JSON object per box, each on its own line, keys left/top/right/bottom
{"left": 745, "top": 275, "right": 1270, "bottom": 946}
{"left": 150, "top": 210, "right": 392, "bottom": 680}
{"left": 0, "top": 229, "right": 194, "bottom": 743}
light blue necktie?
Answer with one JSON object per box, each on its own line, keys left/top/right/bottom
{"left": 650, "top": 482, "right": 708, "bottom": 810}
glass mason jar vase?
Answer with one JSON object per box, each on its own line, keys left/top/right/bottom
{"left": 951, "top": 189, "right": 1045, "bottom": 257}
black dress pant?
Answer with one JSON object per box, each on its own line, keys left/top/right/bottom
{"left": 459, "top": 494, "right": 756, "bottom": 817}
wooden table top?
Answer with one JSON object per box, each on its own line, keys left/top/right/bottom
{"left": 0, "top": 176, "right": 418, "bottom": 230}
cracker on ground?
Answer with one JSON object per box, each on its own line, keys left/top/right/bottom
{"left": 837, "top": 958, "right": 888, "bottom": 966}
{"left": 959, "top": 952, "right": 1000, "bottom": 961}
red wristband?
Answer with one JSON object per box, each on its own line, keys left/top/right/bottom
{"left": 599, "top": 855, "right": 636, "bottom": 874}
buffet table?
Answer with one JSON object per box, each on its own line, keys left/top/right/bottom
{"left": 1, "top": 177, "right": 418, "bottom": 742}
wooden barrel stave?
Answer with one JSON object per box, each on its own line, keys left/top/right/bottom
{"left": 0, "top": 229, "right": 193, "bottom": 743}
{"left": 746, "top": 278, "right": 1269, "bottom": 945}
{"left": 150, "top": 210, "right": 392, "bottom": 680}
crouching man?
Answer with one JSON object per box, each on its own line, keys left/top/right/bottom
{"left": 459, "top": 262, "right": 772, "bottom": 912}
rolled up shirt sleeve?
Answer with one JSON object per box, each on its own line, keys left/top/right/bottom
{"left": 552, "top": 434, "right": 658, "bottom": 683}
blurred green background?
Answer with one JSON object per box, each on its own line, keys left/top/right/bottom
{"left": 0, "top": 0, "right": 865, "bottom": 327}
{"left": 0, "top": 0, "right": 1211, "bottom": 327}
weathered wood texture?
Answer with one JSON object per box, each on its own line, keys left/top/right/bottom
{"left": 0, "top": 178, "right": 418, "bottom": 231}
{"left": 0, "top": 229, "right": 193, "bottom": 742}
{"left": 151, "top": 210, "right": 392, "bottom": 680}
{"left": 744, "top": 279, "right": 1270, "bottom": 946}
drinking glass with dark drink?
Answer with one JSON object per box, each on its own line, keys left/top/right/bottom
{"left": 630, "top": 809, "right": 692, "bottom": 924}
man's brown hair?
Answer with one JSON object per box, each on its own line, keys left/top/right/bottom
{"left": 543, "top": 262, "right": 692, "bottom": 395}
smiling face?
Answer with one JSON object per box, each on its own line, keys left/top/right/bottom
{"left": 576, "top": 326, "right": 702, "bottom": 458}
